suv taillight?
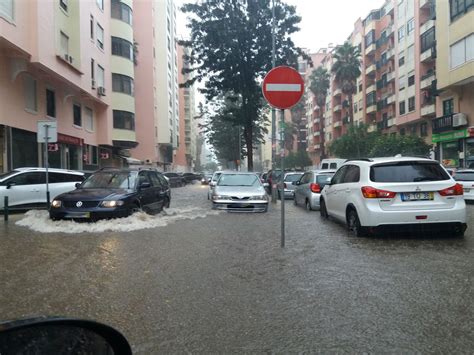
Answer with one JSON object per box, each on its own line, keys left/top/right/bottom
{"left": 310, "top": 183, "right": 321, "bottom": 193}
{"left": 439, "top": 183, "right": 463, "bottom": 196}
{"left": 284, "top": 182, "right": 287, "bottom": 189}
{"left": 361, "top": 186, "right": 396, "bottom": 199}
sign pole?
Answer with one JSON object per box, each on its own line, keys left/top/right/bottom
{"left": 271, "top": 0, "right": 277, "bottom": 203}
{"left": 280, "top": 109, "right": 285, "bottom": 248}
{"left": 44, "top": 125, "right": 50, "bottom": 208}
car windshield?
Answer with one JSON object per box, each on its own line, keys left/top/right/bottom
{"left": 285, "top": 174, "right": 303, "bottom": 182}
{"left": 0, "top": 171, "right": 20, "bottom": 180}
{"left": 218, "top": 174, "right": 259, "bottom": 186}
{"left": 455, "top": 172, "right": 474, "bottom": 181}
{"left": 212, "top": 173, "right": 222, "bottom": 181}
{"left": 370, "top": 162, "right": 450, "bottom": 183}
{"left": 81, "top": 172, "right": 137, "bottom": 189}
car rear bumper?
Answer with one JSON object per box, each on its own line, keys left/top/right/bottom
{"left": 283, "top": 190, "right": 294, "bottom": 199}
{"left": 371, "top": 222, "right": 467, "bottom": 235}
{"left": 50, "top": 207, "right": 129, "bottom": 220}
{"left": 212, "top": 201, "right": 268, "bottom": 212}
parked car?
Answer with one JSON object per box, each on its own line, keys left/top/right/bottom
{"left": 208, "top": 171, "right": 223, "bottom": 199}
{"left": 0, "top": 167, "right": 85, "bottom": 210}
{"left": 278, "top": 172, "right": 304, "bottom": 199}
{"left": 201, "top": 174, "right": 213, "bottom": 185}
{"left": 293, "top": 170, "right": 336, "bottom": 210}
{"left": 319, "top": 157, "right": 467, "bottom": 237}
{"left": 163, "top": 172, "right": 185, "bottom": 187}
{"left": 454, "top": 169, "right": 474, "bottom": 201}
{"left": 319, "top": 158, "right": 346, "bottom": 171}
{"left": 50, "top": 168, "right": 171, "bottom": 221}
{"left": 211, "top": 172, "right": 268, "bottom": 212}
{"left": 266, "top": 169, "right": 283, "bottom": 193}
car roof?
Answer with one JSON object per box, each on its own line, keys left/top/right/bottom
{"left": 219, "top": 172, "right": 258, "bottom": 175}
{"left": 456, "top": 169, "right": 474, "bottom": 173}
{"left": 309, "top": 170, "right": 337, "bottom": 174}
{"left": 14, "top": 167, "right": 84, "bottom": 175}
{"left": 343, "top": 156, "right": 436, "bottom": 165}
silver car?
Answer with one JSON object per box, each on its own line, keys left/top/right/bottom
{"left": 207, "top": 171, "right": 223, "bottom": 200}
{"left": 278, "top": 172, "right": 304, "bottom": 199}
{"left": 293, "top": 170, "right": 336, "bottom": 211}
{"left": 211, "top": 172, "right": 268, "bottom": 212}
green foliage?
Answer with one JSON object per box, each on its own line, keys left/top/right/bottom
{"left": 308, "top": 67, "right": 330, "bottom": 108}
{"left": 202, "top": 161, "right": 219, "bottom": 172}
{"left": 329, "top": 124, "right": 431, "bottom": 159}
{"left": 180, "top": 0, "right": 307, "bottom": 170}
{"left": 275, "top": 150, "right": 312, "bottom": 169}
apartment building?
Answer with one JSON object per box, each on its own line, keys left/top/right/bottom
{"left": 0, "top": 0, "right": 116, "bottom": 172}
{"left": 433, "top": 0, "right": 474, "bottom": 168}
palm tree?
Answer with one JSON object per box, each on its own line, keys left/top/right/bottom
{"left": 331, "top": 41, "right": 361, "bottom": 124}
{"left": 309, "top": 67, "right": 330, "bottom": 110}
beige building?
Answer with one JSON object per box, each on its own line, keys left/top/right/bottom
{"left": 433, "top": 0, "right": 474, "bottom": 168}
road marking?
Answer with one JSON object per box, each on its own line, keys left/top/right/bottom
{"left": 265, "top": 83, "right": 301, "bottom": 92}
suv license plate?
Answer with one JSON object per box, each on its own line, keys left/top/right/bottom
{"left": 65, "top": 212, "right": 91, "bottom": 218}
{"left": 401, "top": 192, "right": 434, "bottom": 201}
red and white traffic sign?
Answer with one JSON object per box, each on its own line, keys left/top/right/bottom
{"left": 262, "top": 66, "right": 304, "bottom": 110}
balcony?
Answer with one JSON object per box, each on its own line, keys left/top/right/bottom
{"left": 421, "top": 103, "right": 436, "bottom": 117}
{"left": 366, "top": 104, "right": 377, "bottom": 114}
{"left": 387, "top": 71, "right": 396, "bottom": 82}
{"left": 387, "top": 93, "right": 396, "bottom": 105}
{"left": 313, "top": 117, "right": 320, "bottom": 124}
{"left": 420, "top": 72, "right": 436, "bottom": 90}
{"left": 367, "top": 124, "right": 377, "bottom": 132}
{"left": 333, "top": 104, "right": 342, "bottom": 112}
{"left": 365, "top": 43, "right": 376, "bottom": 55}
{"left": 386, "top": 48, "right": 395, "bottom": 59}
{"left": 387, "top": 117, "right": 397, "bottom": 127}
{"left": 420, "top": 19, "right": 435, "bottom": 35}
{"left": 333, "top": 88, "right": 342, "bottom": 96}
{"left": 313, "top": 131, "right": 321, "bottom": 137}
{"left": 419, "top": 0, "right": 432, "bottom": 8}
{"left": 420, "top": 46, "right": 436, "bottom": 62}
{"left": 334, "top": 120, "right": 342, "bottom": 128}
{"left": 315, "top": 144, "right": 321, "bottom": 150}
{"left": 365, "top": 64, "right": 376, "bottom": 75}
{"left": 385, "top": 1, "right": 394, "bottom": 14}
{"left": 366, "top": 83, "right": 376, "bottom": 93}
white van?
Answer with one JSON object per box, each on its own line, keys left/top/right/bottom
{"left": 319, "top": 159, "right": 346, "bottom": 171}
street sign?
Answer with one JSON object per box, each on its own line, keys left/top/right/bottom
{"left": 37, "top": 121, "right": 57, "bottom": 143}
{"left": 262, "top": 66, "right": 304, "bottom": 110}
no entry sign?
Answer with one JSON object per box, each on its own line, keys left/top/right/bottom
{"left": 262, "top": 66, "right": 304, "bottom": 110}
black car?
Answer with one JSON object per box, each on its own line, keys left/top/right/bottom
{"left": 163, "top": 172, "right": 185, "bottom": 187}
{"left": 50, "top": 168, "right": 171, "bottom": 221}
{"left": 182, "top": 173, "right": 199, "bottom": 183}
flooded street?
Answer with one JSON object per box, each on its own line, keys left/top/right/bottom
{"left": 1, "top": 184, "right": 473, "bottom": 353}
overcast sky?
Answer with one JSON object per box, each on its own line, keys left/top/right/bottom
{"left": 176, "top": 0, "right": 385, "bottom": 52}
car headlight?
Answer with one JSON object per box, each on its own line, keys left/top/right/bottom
{"left": 51, "top": 200, "right": 62, "bottom": 208}
{"left": 250, "top": 195, "right": 267, "bottom": 200}
{"left": 100, "top": 200, "right": 125, "bottom": 208}
{"left": 212, "top": 195, "right": 230, "bottom": 200}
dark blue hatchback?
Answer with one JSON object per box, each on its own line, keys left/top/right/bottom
{"left": 50, "top": 168, "right": 171, "bottom": 221}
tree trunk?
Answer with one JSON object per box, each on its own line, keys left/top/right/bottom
{"left": 244, "top": 125, "right": 253, "bottom": 171}
{"left": 348, "top": 94, "right": 354, "bottom": 124}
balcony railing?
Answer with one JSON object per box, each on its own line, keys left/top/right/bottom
{"left": 333, "top": 88, "right": 342, "bottom": 96}
{"left": 333, "top": 104, "right": 342, "bottom": 112}
{"left": 420, "top": 46, "right": 436, "bottom": 62}
{"left": 421, "top": 103, "right": 436, "bottom": 117}
{"left": 420, "top": 19, "right": 435, "bottom": 35}
{"left": 432, "top": 114, "right": 454, "bottom": 133}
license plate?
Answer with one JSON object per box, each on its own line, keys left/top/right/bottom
{"left": 65, "top": 212, "right": 91, "bottom": 218}
{"left": 401, "top": 192, "right": 434, "bottom": 201}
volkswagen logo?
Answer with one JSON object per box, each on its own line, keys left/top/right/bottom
{"left": 76, "top": 201, "right": 83, "bottom": 208}
{"left": 415, "top": 186, "right": 421, "bottom": 192}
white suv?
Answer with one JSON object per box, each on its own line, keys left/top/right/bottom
{"left": 0, "top": 167, "right": 85, "bottom": 210}
{"left": 319, "top": 157, "right": 467, "bottom": 237}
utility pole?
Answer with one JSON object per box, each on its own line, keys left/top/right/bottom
{"left": 271, "top": 0, "right": 277, "bottom": 203}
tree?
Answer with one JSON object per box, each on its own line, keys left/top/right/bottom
{"left": 180, "top": 0, "right": 306, "bottom": 171}
{"left": 282, "top": 121, "right": 298, "bottom": 151}
{"left": 331, "top": 42, "right": 361, "bottom": 124}
{"left": 329, "top": 124, "right": 379, "bottom": 159}
{"left": 370, "top": 134, "right": 431, "bottom": 157}
{"left": 308, "top": 67, "right": 330, "bottom": 109}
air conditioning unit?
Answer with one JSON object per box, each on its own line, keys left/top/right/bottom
{"left": 97, "top": 86, "right": 106, "bottom": 96}
{"left": 452, "top": 113, "right": 467, "bottom": 127}
{"left": 91, "top": 80, "right": 96, "bottom": 89}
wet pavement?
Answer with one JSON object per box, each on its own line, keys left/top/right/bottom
{"left": 0, "top": 183, "right": 473, "bottom": 353}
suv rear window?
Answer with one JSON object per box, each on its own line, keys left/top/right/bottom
{"left": 455, "top": 172, "right": 474, "bottom": 181}
{"left": 370, "top": 161, "right": 450, "bottom": 182}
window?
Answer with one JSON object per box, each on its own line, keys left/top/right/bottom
{"left": 342, "top": 165, "right": 360, "bottom": 183}
{"left": 358, "top": 99, "right": 363, "bottom": 111}
{"left": 398, "top": 26, "right": 405, "bottom": 41}
{"left": 450, "top": 0, "right": 474, "bottom": 21}
{"left": 399, "top": 75, "right": 406, "bottom": 90}
{"left": 353, "top": 103, "right": 357, "bottom": 113}
{"left": 90, "top": 15, "right": 94, "bottom": 39}
{"left": 60, "top": 31, "right": 69, "bottom": 55}
{"left": 111, "top": 37, "right": 133, "bottom": 60}
{"left": 408, "top": 96, "right": 415, "bottom": 112}
{"left": 91, "top": 59, "right": 95, "bottom": 82}
{"left": 0, "top": 0, "right": 14, "bottom": 20}
{"left": 60, "top": 0, "right": 68, "bottom": 12}
{"left": 46, "top": 89, "right": 56, "bottom": 118}
{"left": 450, "top": 34, "right": 474, "bottom": 69}
{"left": 331, "top": 166, "right": 349, "bottom": 185}
{"left": 96, "top": 0, "right": 104, "bottom": 10}
{"left": 407, "top": 45, "right": 414, "bottom": 63}
{"left": 399, "top": 56, "right": 405, "bottom": 66}
{"left": 370, "top": 162, "right": 450, "bottom": 182}
{"left": 358, "top": 83, "right": 363, "bottom": 92}
{"left": 420, "top": 122, "right": 428, "bottom": 137}
{"left": 421, "top": 27, "right": 435, "bottom": 52}
{"left": 366, "top": 91, "right": 376, "bottom": 106}
{"left": 400, "top": 128, "right": 406, "bottom": 136}
{"left": 111, "top": 0, "right": 132, "bottom": 25}
{"left": 84, "top": 107, "right": 93, "bottom": 131}
{"left": 97, "top": 65, "right": 105, "bottom": 88}
{"left": 5, "top": 172, "right": 45, "bottom": 186}
{"left": 399, "top": 101, "right": 406, "bottom": 115}
{"left": 24, "top": 75, "right": 37, "bottom": 112}
{"left": 398, "top": 1, "right": 405, "bottom": 18}
{"left": 443, "top": 99, "right": 454, "bottom": 115}
{"left": 406, "top": 18, "right": 415, "bottom": 35}
{"left": 113, "top": 110, "right": 135, "bottom": 130}
{"left": 73, "top": 104, "right": 81, "bottom": 127}
{"left": 96, "top": 23, "right": 104, "bottom": 50}
{"left": 408, "top": 73, "right": 415, "bottom": 86}
{"left": 149, "top": 172, "right": 163, "bottom": 188}
{"left": 112, "top": 74, "right": 134, "bottom": 95}
{"left": 365, "top": 29, "right": 375, "bottom": 47}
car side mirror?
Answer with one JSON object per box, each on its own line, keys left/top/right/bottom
{"left": 6, "top": 182, "right": 15, "bottom": 189}
{"left": 139, "top": 181, "right": 151, "bottom": 189}
{"left": 208, "top": 178, "right": 212, "bottom": 182}
{"left": 326, "top": 178, "right": 333, "bottom": 185}
{"left": 75, "top": 182, "right": 81, "bottom": 188}
{"left": 210, "top": 181, "right": 216, "bottom": 187}
{"left": 263, "top": 182, "right": 269, "bottom": 187}
{"left": 293, "top": 181, "right": 300, "bottom": 185}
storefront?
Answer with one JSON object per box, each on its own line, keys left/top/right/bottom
{"left": 432, "top": 127, "right": 474, "bottom": 168}
{"left": 10, "top": 127, "right": 38, "bottom": 169}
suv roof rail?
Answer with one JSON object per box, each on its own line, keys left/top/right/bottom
{"left": 345, "top": 158, "right": 373, "bottom": 162}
